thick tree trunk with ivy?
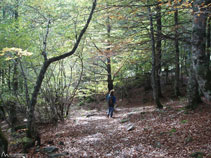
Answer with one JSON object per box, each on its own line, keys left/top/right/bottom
{"left": 191, "top": 2, "right": 211, "bottom": 104}
{"left": 156, "top": 4, "right": 162, "bottom": 97}
{"left": 148, "top": 6, "right": 163, "bottom": 109}
{"left": 174, "top": 9, "right": 181, "bottom": 97}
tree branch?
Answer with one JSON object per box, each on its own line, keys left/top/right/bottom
{"left": 48, "top": 0, "right": 97, "bottom": 63}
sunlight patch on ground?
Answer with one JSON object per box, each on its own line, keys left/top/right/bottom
{"left": 87, "top": 116, "right": 107, "bottom": 121}
{"left": 78, "top": 133, "right": 103, "bottom": 144}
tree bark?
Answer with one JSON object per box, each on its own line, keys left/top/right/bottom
{"left": 192, "top": 3, "right": 211, "bottom": 103}
{"left": 7, "top": 64, "right": 11, "bottom": 90}
{"left": 27, "top": 0, "right": 97, "bottom": 138}
{"left": 187, "top": 58, "right": 201, "bottom": 109}
{"left": 106, "top": 11, "right": 113, "bottom": 92}
{"left": 156, "top": 4, "right": 162, "bottom": 97}
{"left": 107, "top": 57, "right": 113, "bottom": 92}
{"left": 0, "top": 127, "right": 8, "bottom": 155}
{"left": 174, "top": 9, "right": 181, "bottom": 96}
{"left": 148, "top": 5, "right": 163, "bottom": 109}
{"left": 207, "top": 18, "right": 210, "bottom": 68}
{"left": 12, "top": 59, "right": 18, "bottom": 93}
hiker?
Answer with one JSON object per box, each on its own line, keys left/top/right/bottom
{"left": 106, "top": 90, "right": 116, "bottom": 118}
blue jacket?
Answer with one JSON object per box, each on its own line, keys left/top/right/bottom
{"left": 106, "top": 94, "right": 116, "bottom": 107}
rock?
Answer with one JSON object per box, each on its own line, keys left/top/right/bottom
{"left": 127, "top": 112, "right": 137, "bottom": 117}
{"left": 42, "top": 146, "right": 59, "bottom": 153}
{"left": 106, "top": 153, "right": 112, "bottom": 157}
{"left": 120, "top": 118, "right": 129, "bottom": 123}
{"left": 48, "top": 152, "right": 69, "bottom": 158}
{"left": 127, "top": 124, "right": 135, "bottom": 131}
{"left": 86, "top": 114, "right": 96, "bottom": 117}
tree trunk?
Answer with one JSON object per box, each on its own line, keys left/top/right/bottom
{"left": 7, "top": 64, "right": 11, "bottom": 90}
{"left": 148, "top": 5, "right": 163, "bottom": 109}
{"left": 174, "top": 9, "right": 181, "bottom": 96}
{"left": 27, "top": 0, "right": 97, "bottom": 138}
{"left": 11, "top": 60, "right": 18, "bottom": 131}
{"left": 192, "top": 4, "right": 211, "bottom": 103}
{"left": 207, "top": 18, "right": 210, "bottom": 68}
{"left": 107, "top": 57, "right": 113, "bottom": 92}
{"left": 0, "top": 127, "right": 8, "bottom": 155}
{"left": 106, "top": 13, "right": 113, "bottom": 92}
{"left": 187, "top": 59, "right": 201, "bottom": 109}
{"left": 27, "top": 61, "right": 50, "bottom": 137}
{"left": 13, "top": 60, "right": 18, "bottom": 93}
{"left": 156, "top": 4, "right": 162, "bottom": 97}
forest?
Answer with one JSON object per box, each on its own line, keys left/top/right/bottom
{"left": 0, "top": 0, "right": 211, "bottom": 157}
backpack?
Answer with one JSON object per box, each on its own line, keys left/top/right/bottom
{"left": 108, "top": 95, "right": 113, "bottom": 106}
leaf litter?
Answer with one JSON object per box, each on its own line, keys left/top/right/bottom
{"left": 12, "top": 100, "right": 211, "bottom": 157}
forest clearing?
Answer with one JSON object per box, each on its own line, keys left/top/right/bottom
{"left": 0, "top": 0, "right": 211, "bottom": 157}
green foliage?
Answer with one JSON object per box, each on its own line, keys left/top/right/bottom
{"left": 170, "top": 128, "right": 177, "bottom": 133}
{"left": 181, "top": 120, "right": 188, "bottom": 124}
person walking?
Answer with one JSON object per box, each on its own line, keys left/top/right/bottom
{"left": 106, "top": 90, "right": 116, "bottom": 118}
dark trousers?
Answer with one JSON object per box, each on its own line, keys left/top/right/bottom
{"left": 108, "top": 106, "right": 114, "bottom": 117}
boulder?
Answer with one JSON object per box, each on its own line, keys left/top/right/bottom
{"left": 48, "top": 152, "right": 69, "bottom": 158}
{"left": 127, "top": 124, "right": 135, "bottom": 131}
{"left": 42, "top": 146, "right": 59, "bottom": 153}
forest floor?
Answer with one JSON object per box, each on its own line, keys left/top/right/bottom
{"left": 20, "top": 99, "right": 211, "bottom": 158}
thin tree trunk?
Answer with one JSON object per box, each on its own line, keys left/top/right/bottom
{"left": 13, "top": 59, "right": 18, "bottom": 93}
{"left": 207, "top": 18, "right": 210, "bottom": 68}
{"left": 8, "top": 64, "right": 11, "bottom": 90}
{"left": 106, "top": 13, "right": 113, "bottom": 92}
{"left": 174, "top": 9, "right": 181, "bottom": 96}
{"left": 107, "top": 57, "right": 113, "bottom": 92}
{"left": 156, "top": 4, "right": 162, "bottom": 97}
{"left": 148, "top": 5, "right": 163, "bottom": 109}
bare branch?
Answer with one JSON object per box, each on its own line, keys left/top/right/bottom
{"left": 42, "top": 19, "right": 51, "bottom": 61}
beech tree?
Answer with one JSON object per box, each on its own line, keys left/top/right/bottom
{"left": 188, "top": 0, "right": 211, "bottom": 108}
{"left": 148, "top": 2, "right": 163, "bottom": 109}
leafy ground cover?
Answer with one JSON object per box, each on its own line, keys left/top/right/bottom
{"left": 15, "top": 99, "right": 211, "bottom": 158}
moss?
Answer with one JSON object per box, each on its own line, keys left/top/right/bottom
{"left": 22, "top": 137, "right": 34, "bottom": 153}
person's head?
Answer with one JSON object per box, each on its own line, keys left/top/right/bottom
{"left": 110, "top": 89, "right": 114, "bottom": 96}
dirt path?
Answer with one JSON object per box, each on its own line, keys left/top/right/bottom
{"left": 29, "top": 103, "right": 211, "bottom": 158}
